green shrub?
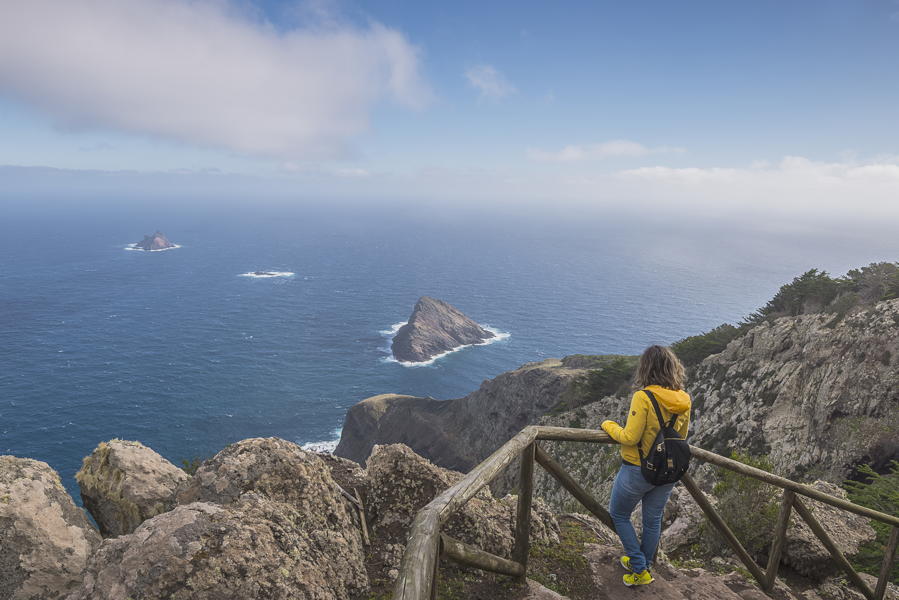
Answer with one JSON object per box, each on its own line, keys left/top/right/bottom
{"left": 181, "top": 457, "right": 204, "bottom": 475}
{"left": 844, "top": 461, "right": 899, "bottom": 585}
{"left": 701, "top": 452, "right": 779, "bottom": 561}
{"left": 672, "top": 323, "right": 747, "bottom": 366}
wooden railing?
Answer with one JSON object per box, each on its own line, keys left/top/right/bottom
{"left": 392, "top": 426, "right": 899, "bottom": 600}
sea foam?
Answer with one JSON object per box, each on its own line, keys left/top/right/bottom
{"left": 124, "top": 243, "right": 182, "bottom": 252}
{"left": 239, "top": 271, "right": 295, "bottom": 279}
{"left": 300, "top": 426, "right": 342, "bottom": 454}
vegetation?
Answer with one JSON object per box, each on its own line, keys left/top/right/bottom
{"left": 844, "top": 461, "right": 899, "bottom": 585}
{"left": 180, "top": 457, "right": 204, "bottom": 475}
{"left": 556, "top": 354, "right": 638, "bottom": 412}
{"left": 701, "top": 452, "right": 780, "bottom": 562}
{"left": 671, "top": 262, "right": 899, "bottom": 366}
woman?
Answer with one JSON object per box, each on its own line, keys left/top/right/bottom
{"left": 600, "top": 345, "right": 691, "bottom": 587}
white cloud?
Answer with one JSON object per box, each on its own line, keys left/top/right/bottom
{"left": 527, "top": 140, "right": 685, "bottom": 162}
{"left": 464, "top": 64, "right": 516, "bottom": 100}
{"left": 0, "top": 0, "right": 430, "bottom": 159}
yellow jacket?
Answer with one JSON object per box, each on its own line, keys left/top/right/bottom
{"left": 601, "top": 385, "right": 691, "bottom": 466}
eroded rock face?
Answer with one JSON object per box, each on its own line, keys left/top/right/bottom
{"left": 783, "top": 481, "right": 876, "bottom": 580}
{"left": 390, "top": 296, "right": 494, "bottom": 363}
{"left": 0, "top": 456, "right": 100, "bottom": 600}
{"left": 76, "top": 439, "right": 188, "bottom": 537}
{"left": 364, "top": 444, "right": 559, "bottom": 571}
{"left": 68, "top": 497, "right": 368, "bottom": 600}
{"left": 336, "top": 358, "right": 594, "bottom": 470}
{"left": 690, "top": 300, "right": 899, "bottom": 482}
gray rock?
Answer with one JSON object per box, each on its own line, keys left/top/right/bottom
{"left": 783, "top": 481, "right": 877, "bottom": 580}
{"left": 67, "top": 497, "right": 368, "bottom": 600}
{"left": 364, "top": 444, "right": 559, "bottom": 571}
{"left": 336, "top": 357, "right": 594, "bottom": 470}
{"left": 390, "top": 296, "right": 494, "bottom": 363}
{"left": 76, "top": 439, "right": 188, "bottom": 537}
{"left": 690, "top": 299, "right": 899, "bottom": 482}
{"left": 0, "top": 456, "right": 100, "bottom": 600}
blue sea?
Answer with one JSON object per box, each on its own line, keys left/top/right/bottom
{"left": 1, "top": 196, "right": 894, "bottom": 501}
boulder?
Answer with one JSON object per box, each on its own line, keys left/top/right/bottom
{"left": 0, "top": 456, "right": 100, "bottom": 600}
{"left": 364, "top": 444, "right": 559, "bottom": 571}
{"left": 783, "top": 481, "right": 877, "bottom": 580}
{"left": 390, "top": 296, "right": 494, "bottom": 363}
{"left": 68, "top": 496, "right": 368, "bottom": 600}
{"left": 76, "top": 439, "right": 188, "bottom": 537}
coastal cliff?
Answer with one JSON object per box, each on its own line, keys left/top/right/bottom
{"left": 335, "top": 356, "right": 634, "bottom": 470}
{"left": 391, "top": 296, "right": 495, "bottom": 363}
{"left": 338, "top": 271, "right": 899, "bottom": 493}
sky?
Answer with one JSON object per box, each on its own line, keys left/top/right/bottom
{"left": 0, "top": 0, "right": 898, "bottom": 226}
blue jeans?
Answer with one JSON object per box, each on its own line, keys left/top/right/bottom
{"left": 608, "top": 464, "right": 675, "bottom": 573}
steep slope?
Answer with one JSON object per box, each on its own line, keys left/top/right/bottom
{"left": 335, "top": 356, "right": 634, "bottom": 471}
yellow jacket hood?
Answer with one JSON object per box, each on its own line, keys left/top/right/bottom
{"left": 644, "top": 385, "right": 691, "bottom": 415}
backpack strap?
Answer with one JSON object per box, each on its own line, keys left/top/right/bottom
{"left": 644, "top": 388, "right": 679, "bottom": 428}
{"left": 642, "top": 389, "right": 666, "bottom": 429}
{"left": 638, "top": 389, "right": 667, "bottom": 459}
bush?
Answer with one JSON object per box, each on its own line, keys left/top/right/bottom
{"left": 844, "top": 461, "right": 899, "bottom": 585}
{"left": 672, "top": 323, "right": 747, "bottom": 366}
{"left": 701, "top": 452, "right": 780, "bottom": 562}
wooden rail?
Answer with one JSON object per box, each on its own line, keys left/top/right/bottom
{"left": 392, "top": 426, "right": 899, "bottom": 600}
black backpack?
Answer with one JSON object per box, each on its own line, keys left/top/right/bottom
{"left": 637, "top": 389, "right": 691, "bottom": 485}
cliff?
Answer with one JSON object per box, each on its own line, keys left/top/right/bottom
{"left": 339, "top": 297, "right": 899, "bottom": 493}
{"left": 390, "top": 296, "right": 495, "bottom": 363}
{"left": 335, "top": 356, "right": 635, "bottom": 470}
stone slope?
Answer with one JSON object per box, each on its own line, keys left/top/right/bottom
{"left": 391, "top": 296, "right": 495, "bottom": 363}
{"left": 689, "top": 298, "right": 899, "bottom": 481}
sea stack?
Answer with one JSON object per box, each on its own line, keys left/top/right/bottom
{"left": 391, "top": 297, "right": 495, "bottom": 363}
{"left": 133, "top": 231, "right": 175, "bottom": 251}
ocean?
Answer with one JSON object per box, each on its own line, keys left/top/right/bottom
{"left": 0, "top": 196, "right": 894, "bottom": 501}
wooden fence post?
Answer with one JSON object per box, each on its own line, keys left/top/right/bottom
{"left": 874, "top": 525, "right": 898, "bottom": 600}
{"left": 793, "top": 497, "right": 875, "bottom": 600}
{"left": 513, "top": 442, "right": 536, "bottom": 581}
{"left": 763, "top": 489, "right": 795, "bottom": 591}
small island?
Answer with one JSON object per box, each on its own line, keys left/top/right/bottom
{"left": 391, "top": 296, "right": 496, "bottom": 363}
{"left": 131, "top": 231, "right": 177, "bottom": 251}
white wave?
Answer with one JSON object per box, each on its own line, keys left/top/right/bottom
{"left": 379, "top": 321, "right": 510, "bottom": 367}
{"left": 300, "top": 426, "right": 342, "bottom": 454}
{"left": 239, "top": 271, "right": 295, "bottom": 279}
{"left": 124, "top": 243, "right": 182, "bottom": 252}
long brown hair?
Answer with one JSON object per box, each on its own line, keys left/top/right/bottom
{"left": 635, "top": 345, "right": 686, "bottom": 390}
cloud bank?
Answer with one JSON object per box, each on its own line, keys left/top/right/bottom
{"left": 465, "top": 64, "right": 516, "bottom": 100}
{"left": 0, "top": 0, "right": 430, "bottom": 159}
{"left": 527, "top": 140, "right": 685, "bottom": 162}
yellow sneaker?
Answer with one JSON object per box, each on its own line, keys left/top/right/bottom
{"left": 623, "top": 569, "right": 654, "bottom": 587}
{"left": 619, "top": 556, "right": 633, "bottom": 572}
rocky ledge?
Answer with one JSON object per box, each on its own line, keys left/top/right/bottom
{"left": 391, "top": 296, "right": 495, "bottom": 363}
{"left": 132, "top": 230, "right": 175, "bottom": 251}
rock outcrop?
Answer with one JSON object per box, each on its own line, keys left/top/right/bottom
{"left": 69, "top": 496, "right": 368, "bottom": 600}
{"left": 336, "top": 356, "right": 611, "bottom": 470}
{"left": 71, "top": 438, "right": 369, "bottom": 600}
{"left": 364, "top": 444, "right": 559, "bottom": 569}
{"left": 76, "top": 439, "right": 188, "bottom": 537}
{"left": 132, "top": 231, "right": 175, "bottom": 251}
{"left": 689, "top": 299, "right": 899, "bottom": 482}
{"left": 0, "top": 456, "right": 100, "bottom": 600}
{"left": 390, "top": 296, "right": 495, "bottom": 363}
{"left": 782, "top": 481, "right": 876, "bottom": 579}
